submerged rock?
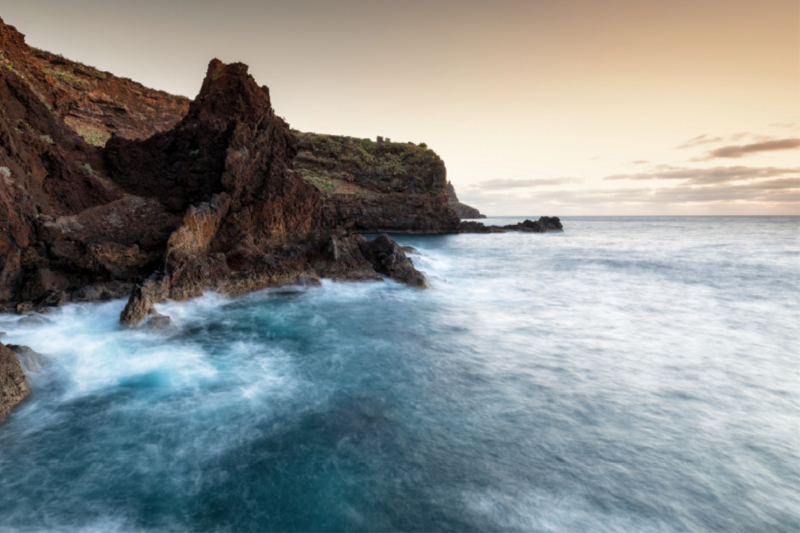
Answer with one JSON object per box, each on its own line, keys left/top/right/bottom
{"left": 143, "top": 313, "right": 177, "bottom": 332}
{"left": 0, "top": 342, "right": 30, "bottom": 422}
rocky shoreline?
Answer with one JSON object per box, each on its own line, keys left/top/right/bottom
{"left": 0, "top": 15, "right": 561, "bottom": 422}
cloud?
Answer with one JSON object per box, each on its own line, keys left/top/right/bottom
{"left": 458, "top": 178, "right": 800, "bottom": 215}
{"left": 473, "top": 178, "right": 583, "bottom": 190}
{"left": 770, "top": 122, "right": 797, "bottom": 129}
{"left": 697, "top": 138, "right": 800, "bottom": 160}
{"left": 519, "top": 179, "right": 799, "bottom": 206}
{"left": 631, "top": 160, "right": 649, "bottom": 164}
{"left": 603, "top": 165, "right": 798, "bottom": 185}
{"left": 676, "top": 134, "right": 724, "bottom": 149}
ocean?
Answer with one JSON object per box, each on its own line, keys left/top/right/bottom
{"left": 0, "top": 216, "right": 798, "bottom": 532}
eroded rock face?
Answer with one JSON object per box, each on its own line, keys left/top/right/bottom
{"left": 1, "top": 14, "right": 456, "bottom": 325}
{"left": 0, "top": 342, "right": 30, "bottom": 422}
{"left": 294, "top": 132, "right": 461, "bottom": 233}
{"left": 359, "top": 234, "right": 428, "bottom": 288}
{"left": 0, "top": 16, "right": 183, "bottom": 306}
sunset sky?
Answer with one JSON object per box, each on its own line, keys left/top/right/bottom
{"left": 3, "top": 0, "right": 798, "bottom": 215}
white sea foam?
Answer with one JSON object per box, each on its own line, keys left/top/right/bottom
{"left": 0, "top": 216, "right": 797, "bottom": 532}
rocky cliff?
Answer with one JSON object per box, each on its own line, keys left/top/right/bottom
{"left": 0, "top": 16, "right": 433, "bottom": 419}
{"left": 0, "top": 16, "right": 428, "bottom": 317}
{"left": 294, "top": 132, "right": 461, "bottom": 233}
{"left": 446, "top": 181, "right": 485, "bottom": 219}
{"left": 31, "top": 48, "right": 190, "bottom": 146}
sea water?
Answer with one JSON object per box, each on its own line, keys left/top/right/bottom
{"left": 0, "top": 216, "right": 797, "bottom": 532}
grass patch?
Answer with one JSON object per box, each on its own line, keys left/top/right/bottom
{"left": 66, "top": 120, "right": 111, "bottom": 147}
{"left": 301, "top": 173, "right": 335, "bottom": 193}
{"left": 43, "top": 66, "right": 92, "bottom": 87}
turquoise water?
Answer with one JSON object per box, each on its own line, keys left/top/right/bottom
{"left": 0, "top": 216, "right": 798, "bottom": 532}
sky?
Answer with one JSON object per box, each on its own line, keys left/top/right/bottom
{"left": 2, "top": 0, "right": 798, "bottom": 215}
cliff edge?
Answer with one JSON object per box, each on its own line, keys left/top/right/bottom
{"left": 446, "top": 182, "right": 485, "bottom": 219}
{"left": 294, "top": 132, "right": 461, "bottom": 233}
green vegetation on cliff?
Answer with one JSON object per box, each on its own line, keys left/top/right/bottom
{"left": 293, "top": 131, "right": 460, "bottom": 233}
{"left": 294, "top": 132, "right": 442, "bottom": 196}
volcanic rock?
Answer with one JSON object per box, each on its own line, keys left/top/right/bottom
{"left": 294, "top": 132, "right": 461, "bottom": 233}
{"left": 120, "top": 273, "right": 170, "bottom": 327}
{"left": 359, "top": 234, "right": 428, "bottom": 288}
{"left": 460, "top": 216, "right": 563, "bottom": 234}
{"left": 0, "top": 342, "right": 29, "bottom": 422}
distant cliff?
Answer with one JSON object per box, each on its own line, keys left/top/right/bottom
{"left": 294, "top": 132, "right": 461, "bottom": 233}
{"left": 446, "top": 182, "right": 485, "bottom": 219}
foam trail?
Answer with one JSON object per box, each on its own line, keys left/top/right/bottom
{"left": 0, "top": 216, "right": 797, "bottom": 532}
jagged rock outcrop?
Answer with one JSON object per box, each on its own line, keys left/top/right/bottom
{"left": 446, "top": 181, "right": 485, "bottom": 219}
{"left": 119, "top": 273, "right": 170, "bottom": 327}
{"left": 294, "top": 132, "right": 461, "bottom": 233}
{"left": 108, "top": 60, "right": 428, "bottom": 326}
{"left": 4, "top": 14, "right": 570, "bottom": 331}
{"left": 0, "top": 342, "right": 29, "bottom": 422}
{"left": 359, "top": 234, "right": 428, "bottom": 287}
{"left": 461, "top": 216, "right": 563, "bottom": 233}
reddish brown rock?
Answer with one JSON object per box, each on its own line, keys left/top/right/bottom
{"left": 0, "top": 15, "right": 441, "bottom": 324}
{"left": 0, "top": 342, "right": 29, "bottom": 422}
{"left": 0, "top": 16, "right": 179, "bottom": 305}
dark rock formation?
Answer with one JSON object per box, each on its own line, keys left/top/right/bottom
{"left": 446, "top": 181, "right": 485, "bottom": 219}
{"left": 359, "top": 234, "right": 428, "bottom": 288}
{"left": 460, "top": 216, "right": 563, "bottom": 234}
{"left": 106, "top": 60, "right": 428, "bottom": 326}
{"left": 0, "top": 16, "right": 181, "bottom": 307}
{"left": 504, "top": 217, "right": 563, "bottom": 232}
{"left": 459, "top": 221, "right": 506, "bottom": 233}
{"left": 0, "top": 15, "right": 428, "bottom": 320}
{"left": 0, "top": 342, "right": 29, "bottom": 422}
{"left": 293, "top": 132, "right": 461, "bottom": 233}
{"left": 120, "top": 273, "right": 170, "bottom": 327}
{"left": 2, "top": 14, "right": 562, "bottom": 334}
